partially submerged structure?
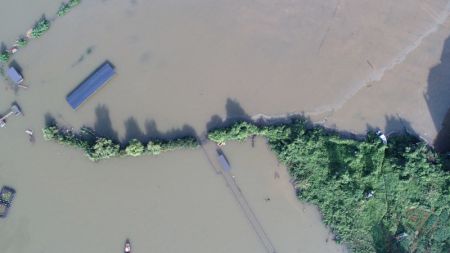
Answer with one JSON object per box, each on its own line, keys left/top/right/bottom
{"left": 217, "top": 151, "right": 231, "bottom": 172}
{"left": 0, "top": 104, "right": 23, "bottom": 128}
{"left": 66, "top": 62, "right": 116, "bottom": 110}
{"left": 0, "top": 186, "right": 15, "bottom": 218}
{"left": 6, "top": 66, "right": 23, "bottom": 85}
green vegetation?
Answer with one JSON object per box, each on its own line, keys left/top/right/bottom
{"left": 58, "top": 0, "right": 81, "bottom": 16}
{"left": 0, "top": 50, "right": 10, "bottom": 63}
{"left": 208, "top": 121, "right": 450, "bottom": 253}
{"left": 43, "top": 119, "right": 450, "bottom": 252}
{"left": 125, "top": 139, "right": 145, "bottom": 157}
{"left": 30, "top": 18, "right": 50, "bottom": 39}
{"left": 43, "top": 124, "right": 199, "bottom": 161}
{"left": 0, "top": 186, "right": 15, "bottom": 204}
{"left": 0, "top": 190, "right": 14, "bottom": 204}
{"left": 16, "top": 38, "right": 28, "bottom": 47}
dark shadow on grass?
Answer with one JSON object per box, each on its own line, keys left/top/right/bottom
{"left": 372, "top": 222, "right": 408, "bottom": 253}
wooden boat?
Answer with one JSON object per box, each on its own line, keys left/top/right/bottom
{"left": 124, "top": 239, "right": 131, "bottom": 253}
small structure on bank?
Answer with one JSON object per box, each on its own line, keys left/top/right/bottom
{"left": 66, "top": 61, "right": 116, "bottom": 110}
{"left": 0, "top": 186, "right": 16, "bottom": 218}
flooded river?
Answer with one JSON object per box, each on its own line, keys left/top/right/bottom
{"left": 1, "top": 0, "right": 450, "bottom": 252}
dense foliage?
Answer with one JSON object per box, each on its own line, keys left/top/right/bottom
{"left": 30, "top": 18, "right": 50, "bottom": 39}
{"left": 58, "top": 0, "right": 81, "bottom": 16}
{"left": 125, "top": 139, "right": 145, "bottom": 157}
{"left": 16, "top": 38, "right": 28, "bottom": 47}
{"left": 208, "top": 121, "right": 450, "bottom": 253}
{"left": 0, "top": 51, "right": 10, "bottom": 63}
{"left": 43, "top": 125, "right": 199, "bottom": 161}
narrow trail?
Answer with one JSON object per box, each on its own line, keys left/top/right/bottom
{"left": 198, "top": 134, "right": 277, "bottom": 253}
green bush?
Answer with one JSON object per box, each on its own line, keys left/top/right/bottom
{"left": 147, "top": 141, "right": 162, "bottom": 155}
{"left": 58, "top": 0, "right": 81, "bottom": 16}
{"left": 43, "top": 125, "right": 199, "bottom": 160}
{"left": 16, "top": 38, "right": 28, "bottom": 47}
{"left": 147, "top": 137, "right": 198, "bottom": 155}
{"left": 208, "top": 122, "right": 260, "bottom": 144}
{"left": 31, "top": 18, "right": 50, "bottom": 38}
{"left": 87, "top": 138, "right": 120, "bottom": 161}
{"left": 0, "top": 51, "right": 10, "bottom": 63}
{"left": 125, "top": 139, "right": 145, "bottom": 157}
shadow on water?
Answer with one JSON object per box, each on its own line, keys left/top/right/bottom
{"left": 383, "top": 115, "right": 417, "bottom": 137}
{"left": 0, "top": 42, "right": 6, "bottom": 52}
{"left": 425, "top": 36, "right": 450, "bottom": 153}
{"left": 91, "top": 105, "right": 197, "bottom": 145}
{"left": 44, "top": 113, "right": 56, "bottom": 126}
{"left": 123, "top": 118, "right": 197, "bottom": 144}
{"left": 93, "top": 105, "right": 119, "bottom": 142}
{"left": 9, "top": 60, "right": 23, "bottom": 74}
{"left": 434, "top": 110, "right": 450, "bottom": 152}
{"left": 206, "top": 98, "right": 254, "bottom": 131}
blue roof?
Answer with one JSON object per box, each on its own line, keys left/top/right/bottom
{"left": 7, "top": 67, "right": 23, "bottom": 84}
{"left": 66, "top": 62, "right": 116, "bottom": 110}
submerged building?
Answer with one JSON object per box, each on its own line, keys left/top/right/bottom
{"left": 66, "top": 62, "right": 116, "bottom": 110}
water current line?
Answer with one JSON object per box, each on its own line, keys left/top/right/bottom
{"left": 308, "top": 1, "right": 450, "bottom": 116}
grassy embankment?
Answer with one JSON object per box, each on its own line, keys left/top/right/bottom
{"left": 42, "top": 125, "right": 198, "bottom": 161}
{"left": 208, "top": 121, "right": 450, "bottom": 253}
{"left": 43, "top": 120, "right": 450, "bottom": 252}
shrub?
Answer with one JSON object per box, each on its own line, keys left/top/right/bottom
{"left": 125, "top": 139, "right": 145, "bottom": 157}
{"left": 31, "top": 18, "right": 50, "bottom": 38}
{"left": 58, "top": 0, "right": 81, "bottom": 16}
{"left": 42, "top": 126, "right": 59, "bottom": 140}
{"left": 0, "top": 51, "right": 10, "bottom": 63}
{"left": 43, "top": 124, "right": 198, "bottom": 160}
{"left": 16, "top": 38, "right": 28, "bottom": 47}
{"left": 87, "top": 138, "right": 120, "bottom": 161}
{"left": 147, "top": 141, "right": 162, "bottom": 155}
{"left": 208, "top": 122, "right": 260, "bottom": 144}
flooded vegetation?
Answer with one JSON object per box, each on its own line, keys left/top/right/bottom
{"left": 209, "top": 121, "right": 450, "bottom": 252}
{"left": 1, "top": 0, "right": 450, "bottom": 252}
{"left": 42, "top": 123, "right": 198, "bottom": 161}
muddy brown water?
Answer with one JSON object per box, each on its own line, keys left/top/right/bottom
{"left": 1, "top": 0, "right": 450, "bottom": 252}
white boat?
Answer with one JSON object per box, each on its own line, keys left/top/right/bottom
{"left": 124, "top": 239, "right": 131, "bottom": 253}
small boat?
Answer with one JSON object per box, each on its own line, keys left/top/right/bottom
{"left": 124, "top": 239, "right": 131, "bottom": 253}
{"left": 26, "top": 129, "right": 35, "bottom": 143}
